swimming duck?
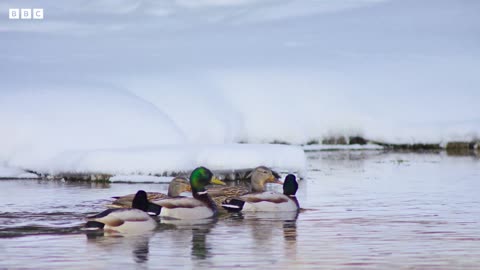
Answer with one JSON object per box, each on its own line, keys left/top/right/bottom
{"left": 107, "top": 177, "right": 191, "bottom": 209}
{"left": 151, "top": 167, "right": 226, "bottom": 220}
{"left": 222, "top": 174, "right": 299, "bottom": 212}
{"left": 85, "top": 190, "right": 160, "bottom": 233}
{"left": 208, "top": 166, "right": 283, "bottom": 209}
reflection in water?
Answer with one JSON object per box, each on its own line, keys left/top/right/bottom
{"left": 282, "top": 212, "right": 298, "bottom": 262}
{"left": 85, "top": 231, "right": 154, "bottom": 265}
{"left": 132, "top": 237, "right": 149, "bottom": 264}
{"left": 240, "top": 211, "right": 299, "bottom": 260}
{"left": 283, "top": 213, "right": 298, "bottom": 242}
{"left": 160, "top": 218, "right": 217, "bottom": 260}
{"left": 191, "top": 228, "right": 210, "bottom": 260}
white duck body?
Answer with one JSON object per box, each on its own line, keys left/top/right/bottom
{"left": 86, "top": 208, "right": 157, "bottom": 234}
{"left": 153, "top": 195, "right": 216, "bottom": 220}
{"left": 239, "top": 192, "right": 299, "bottom": 212}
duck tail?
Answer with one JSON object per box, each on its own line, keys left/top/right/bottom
{"left": 84, "top": 221, "right": 105, "bottom": 230}
{"left": 222, "top": 199, "right": 245, "bottom": 212}
{"left": 147, "top": 202, "right": 162, "bottom": 216}
{"left": 86, "top": 209, "right": 115, "bottom": 219}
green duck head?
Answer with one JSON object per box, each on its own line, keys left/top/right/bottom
{"left": 190, "top": 167, "right": 225, "bottom": 193}
{"left": 283, "top": 174, "right": 298, "bottom": 196}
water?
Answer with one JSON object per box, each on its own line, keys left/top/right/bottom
{"left": 1, "top": 151, "right": 480, "bottom": 269}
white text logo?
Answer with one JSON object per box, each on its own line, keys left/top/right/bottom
{"left": 9, "top": 8, "right": 44, "bottom": 20}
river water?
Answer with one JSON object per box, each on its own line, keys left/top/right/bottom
{"left": 1, "top": 151, "right": 479, "bottom": 269}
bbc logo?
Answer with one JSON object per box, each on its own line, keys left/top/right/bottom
{"left": 9, "top": 8, "right": 44, "bottom": 20}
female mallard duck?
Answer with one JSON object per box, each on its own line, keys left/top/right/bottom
{"left": 222, "top": 174, "right": 299, "bottom": 212}
{"left": 151, "top": 167, "right": 226, "bottom": 220}
{"left": 85, "top": 190, "right": 160, "bottom": 233}
{"left": 107, "top": 177, "right": 191, "bottom": 209}
{"left": 208, "top": 166, "right": 283, "bottom": 209}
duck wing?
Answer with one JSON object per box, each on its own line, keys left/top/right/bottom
{"left": 152, "top": 197, "right": 205, "bottom": 209}
{"left": 208, "top": 186, "right": 249, "bottom": 197}
{"left": 208, "top": 186, "right": 250, "bottom": 210}
{"left": 239, "top": 192, "right": 289, "bottom": 204}
{"left": 108, "top": 192, "right": 168, "bottom": 208}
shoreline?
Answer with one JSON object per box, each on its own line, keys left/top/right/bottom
{"left": 1, "top": 140, "right": 478, "bottom": 182}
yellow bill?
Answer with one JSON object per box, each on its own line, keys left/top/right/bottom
{"left": 210, "top": 176, "right": 226, "bottom": 185}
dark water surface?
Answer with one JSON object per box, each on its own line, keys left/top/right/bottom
{"left": 1, "top": 151, "right": 480, "bottom": 269}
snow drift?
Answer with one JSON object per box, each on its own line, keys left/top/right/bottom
{"left": 0, "top": 0, "right": 479, "bottom": 177}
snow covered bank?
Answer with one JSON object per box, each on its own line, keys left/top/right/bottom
{"left": 0, "top": 166, "right": 39, "bottom": 179}
{"left": 0, "top": 86, "right": 475, "bottom": 178}
{"left": 109, "top": 175, "right": 173, "bottom": 183}
{"left": 14, "top": 144, "right": 306, "bottom": 179}
{"left": 0, "top": 88, "right": 186, "bottom": 171}
{"left": 2, "top": 0, "right": 479, "bottom": 148}
{"left": 0, "top": 88, "right": 302, "bottom": 178}
{"left": 303, "top": 144, "right": 384, "bottom": 152}
{"left": 1, "top": 0, "right": 479, "bottom": 176}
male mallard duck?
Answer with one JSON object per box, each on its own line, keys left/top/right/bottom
{"left": 151, "top": 167, "right": 226, "bottom": 220}
{"left": 222, "top": 174, "right": 299, "bottom": 212}
{"left": 85, "top": 190, "right": 160, "bottom": 233}
{"left": 208, "top": 166, "right": 283, "bottom": 209}
{"left": 107, "top": 177, "right": 191, "bottom": 209}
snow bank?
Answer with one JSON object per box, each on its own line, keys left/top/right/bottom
{"left": 109, "top": 175, "right": 173, "bottom": 183}
{"left": 37, "top": 144, "right": 307, "bottom": 177}
{"left": 1, "top": 0, "right": 479, "bottom": 176}
{"left": 121, "top": 72, "right": 480, "bottom": 145}
{"left": 0, "top": 87, "right": 186, "bottom": 170}
{"left": 0, "top": 87, "right": 306, "bottom": 177}
{"left": 0, "top": 166, "right": 38, "bottom": 179}
{"left": 126, "top": 78, "right": 244, "bottom": 144}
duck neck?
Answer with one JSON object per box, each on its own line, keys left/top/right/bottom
{"left": 132, "top": 198, "right": 148, "bottom": 212}
{"left": 193, "top": 190, "right": 218, "bottom": 214}
{"left": 289, "top": 195, "right": 300, "bottom": 209}
{"left": 168, "top": 186, "right": 180, "bottom": 197}
{"left": 251, "top": 179, "right": 266, "bottom": 192}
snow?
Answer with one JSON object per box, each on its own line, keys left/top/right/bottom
{"left": 33, "top": 144, "right": 307, "bottom": 177}
{"left": 0, "top": 88, "right": 306, "bottom": 176}
{"left": 109, "top": 175, "right": 173, "bottom": 183}
{"left": 0, "top": 166, "right": 39, "bottom": 179}
{"left": 0, "top": 88, "right": 186, "bottom": 171}
{"left": 0, "top": 0, "right": 479, "bottom": 176}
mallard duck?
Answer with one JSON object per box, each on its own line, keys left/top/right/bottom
{"left": 208, "top": 166, "right": 283, "bottom": 209}
{"left": 151, "top": 167, "right": 226, "bottom": 220}
{"left": 85, "top": 190, "right": 160, "bottom": 233}
{"left": 107, "top": 177, "right": 191, "bottom": 209}
{"left": 222, "top": 174, "right": 299, "bottom": 212}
